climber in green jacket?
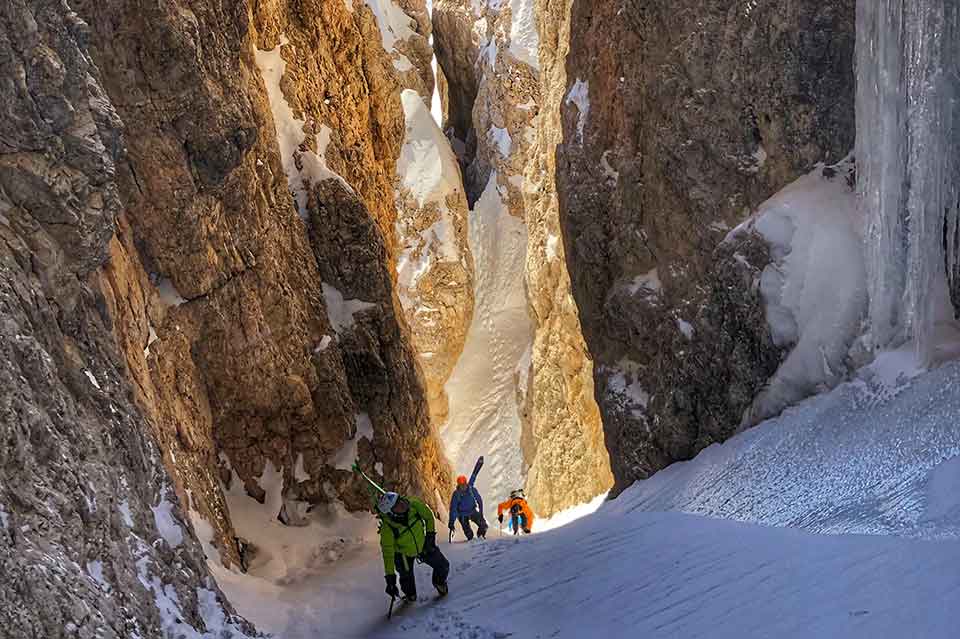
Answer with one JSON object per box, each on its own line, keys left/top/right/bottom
{"left": 377, "top": 491, "right": 450, "bottom": 602}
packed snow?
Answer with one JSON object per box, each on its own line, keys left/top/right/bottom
{"left": 181, "top": 335, "right": 960, "bottom": 639}
{"left": 156, "top": 277, "right": 187, "bottom": 307}
{"left": 731, "top": 160, "right": 867, "bottom": 425}
{"left": 627, "top": 267, "right": 661, "bottom": 298}
{"left": 488, "top": 125, "right": 512, "bottom": 157}
{"left": 443, "top": 173, "right": 533, "bottom": 507}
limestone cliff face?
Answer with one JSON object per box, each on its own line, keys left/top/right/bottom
{"left": 67, "top": 0, "right": 450, "bottom": 568}
{"left": 521, "top": 0, "right": 613, "bottom": 516}
{"left": 435, "top": 0, "right": 612, "bottom": 515}
{"left": 0, "top": 1, "right": 254, "bottom": 636}
{"left": 557, "top": 0, "right": 856, "bottom": 493}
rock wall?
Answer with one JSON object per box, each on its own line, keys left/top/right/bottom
{"left": 557, "top": 0, "right": 856, "bottom": 493}
{"left": 0, "top": 1, "right": 255, "bottom": 636}
{"left": 522, "top": 0, "right": 613, "bottom": 516}
{"left": 68, "top": 0, "right": 450, "bottom": 565}
{"left": 435, "top": 0, "right": 612, "bottom": 515}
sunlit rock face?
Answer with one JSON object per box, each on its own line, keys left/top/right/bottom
{"left": 557, "top": 0, "right": 856, "bottom": 494}
{"left": 434, "top": 0, "right": 612, "bottom": 515}
{"left": 70, "top": 0, "right": 450, "bottom": 566}
{"left": 0, "top": 1, "right": 255, "bottom": 636}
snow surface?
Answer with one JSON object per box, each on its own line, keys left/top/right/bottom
{"left": 363, "top": 0, "right": 416, "bottom": 68}
{"left": 212, "top": 356, "right": 960, "bottom": 639}
{"left": 322, "top": 283, "right": 375, "bottom": 335}
{"left": 733, "top": 162, "right": 867, "bottom": 425}
{"left": 676, "top": 317, "right": 694, "bottom": 339}
{"left": 85, "top": 560, "right": 110, "bottom": 592}
{"left": 156, "top": 277, "right": 187, "bottom": 307}
{"left": 565, "top": 79, "right": 589, "bottom": 143}
{"left": 83, "top": 370, "right": 100, "bottom": 390}
{"left": 443, "top": 173, "right": 533, "bottom": 510}
{"left": 488, "top": 125, "right": 512, "bottom": 157}
{"left": 544, "top": 233, "right": 560, "bottom": 261}
{"left": 507, "top": 0, "right": 539, "bottom": 69}
{"left": 332, "top": 413, "right": 374, "bottom": 471}
{"left": 152, "top": 495, "right": 184, "bottom": 548}
{"left": 627, "top": 267, "right": 661, "bottom": 298}
{"left": 621, "top": 358, "right": 960, "bottom": 539}
{"left": 118, "top": 500, "right": 134, "bottom": 527}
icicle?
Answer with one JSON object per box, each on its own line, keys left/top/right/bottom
{"left": 856, "top": 0, "right": 960, "bottom": 365}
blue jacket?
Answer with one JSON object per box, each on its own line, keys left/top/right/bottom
{"left": 449, "top": 486, "right": 483, "bottom": 526}
{"left": 449, "top": 460, "right": 484, "bottom": 527}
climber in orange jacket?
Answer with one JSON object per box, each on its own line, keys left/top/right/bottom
{"left": 497, "top": 489, "right": 534, "bottom": 534}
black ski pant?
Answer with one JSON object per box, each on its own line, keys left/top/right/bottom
{"left": 394, "top": 545, "right": 450, "bottom": 598}
{"left": 511, "top": 514, "right": 531, "bottom": 535}
{"left": 457, "top": 511, "right": 488, "bottom": 540}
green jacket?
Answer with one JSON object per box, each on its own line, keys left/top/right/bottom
{"left": 379, "top": 496, "right": 436, "bottom": 575}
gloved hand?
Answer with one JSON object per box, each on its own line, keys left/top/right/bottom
{"left": 423, "top": 531, "right": 437, "bottom": 553}
{"left": 497, "top": 514, "right": 503, "bottom": 524}
{"left": 385, "top": 574, "right": 399, "bottom": 598}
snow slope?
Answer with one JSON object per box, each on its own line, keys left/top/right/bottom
{"left": 442, "top": 174, "right": 533, "bottom": 506}
{"left": 618, "top": 356, "right": 960, "bottom": 540}
{"left": 209, "top": 351, "right": 960, "bottom": 638}
{"left": 362, "top": 511, "right": 959, "bottom": 639}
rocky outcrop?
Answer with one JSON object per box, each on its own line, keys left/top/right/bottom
{"left": 557, "top": 0, "right": 856, "bottom": 493}
{"left": 0, "top": 1, "right": 255, "bottom": 636}
{"left": 435, "top": 0, "right": 612, "bottom": 515}
{"left": 67, "top": 0, "right": 450, "bottom": 566}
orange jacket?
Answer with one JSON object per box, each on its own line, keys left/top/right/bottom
{"left": 497, "top": 497, "right": 534, "bottom": 529}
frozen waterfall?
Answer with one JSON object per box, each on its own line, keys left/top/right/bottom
{"left": 856, "top": 0, "right": 960, "bottom": 365}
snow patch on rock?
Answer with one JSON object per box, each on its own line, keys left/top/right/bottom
{"left": 736, "top": 161, "right": 866, "bottom": 425}
{"left": 152, "top": 496, "right": 184, "bottom": 548}
{"left": 255, "top": 37, "right": 351, "bottom": 218}
{"left": 333, "top": 413, "right": 374, "bottom": 471}
{"left": 322, "top": 283, "right": 375, "bottom": 335}
{"left": 565, "top": 79, "right": 590, "bottom": 143}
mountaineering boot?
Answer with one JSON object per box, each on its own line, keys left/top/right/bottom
{"left": 403, "top": 594, "right": 418, "bottom": 603}
{"left": 434, "top": 580, "right": 448, "bottom": 598}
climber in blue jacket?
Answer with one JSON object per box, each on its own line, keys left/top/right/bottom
{"left": 448, "top": 468, "right": 488, "bottom": 541}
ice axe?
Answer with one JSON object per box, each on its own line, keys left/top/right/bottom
{"left": 387, "top": 595, "right": 396, "bottom": 619}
